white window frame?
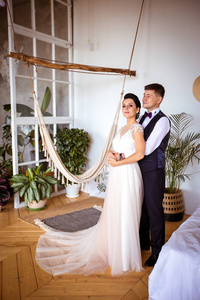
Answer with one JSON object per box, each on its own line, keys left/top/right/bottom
{"left": 7, "top": 0, "right": 74, "bottom": 208}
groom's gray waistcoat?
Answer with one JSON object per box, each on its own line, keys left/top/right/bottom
{"left": 139, "top": 111, "right": 170, "bottom": 173}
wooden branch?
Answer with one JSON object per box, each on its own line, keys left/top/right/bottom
{"left": 7, "top": 52, "right": 136, "bottom": 76}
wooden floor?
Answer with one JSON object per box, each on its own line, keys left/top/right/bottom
{"left": 0, "top": 192, "right": 189, "bottom": 300}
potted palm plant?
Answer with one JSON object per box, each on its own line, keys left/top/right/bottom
{"left": 163, "top": 113, "right": 200, "bottom": 221}
{"left": 10, "top": 164, "right": 58, "bottom": 210}
{"left": 55, "top": 127, "right": 91, "bottom": 198}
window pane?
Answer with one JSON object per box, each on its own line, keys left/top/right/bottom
{"left": 37, "top": 81, "right": 53, "bottom": 116}
{"left": 57, "top": 124, "right": 69, "bottom": 132}
{"left": 15, "top": 34, "right": 33, "bottom": 76}
{"left": 36, "top": 40, "right": 52, "bottom": 79}
{"left": 18, "top": 161, "right": 49, "bottom": 176}
{"left": 40, "top": 123, "right": 54, "bottom": 150}
{"left": 13, "top": 0, "right": 31, "bottom": 28}
{"left": 17, "top": 124, "right": 35, "bottom": 164}
{"left": 55, "top": 45, "right": 69, "bottom": 82}
{"left": 56, "top": 83, "right": 69, "bottom": 116}
{"left": 16, "top": 77, "right": 34, "bottom": 115}
{"left": 29, "top": 126, "right": 51, "bottom": 171}
{"left": 35, "top": 0, "right": 51, "bottom": 35}
{"left": 54, "top": 2, "right": 68, "bottom": 40}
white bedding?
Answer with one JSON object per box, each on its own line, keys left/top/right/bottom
{"left": 149, "top": 205, "right": 200, "bottom": 300}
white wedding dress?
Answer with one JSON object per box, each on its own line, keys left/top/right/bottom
{"left": 36, "top": 123, "right": 144, "bottom": 276}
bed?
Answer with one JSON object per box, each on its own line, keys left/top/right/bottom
{"left": 149, "top": 205, "right": 200, "bottom": 300}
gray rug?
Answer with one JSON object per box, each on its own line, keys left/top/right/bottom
{"left": 35, "top": 207, "right": 101, "bottom": 232}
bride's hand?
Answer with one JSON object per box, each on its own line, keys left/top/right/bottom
{"left": 107, "top": 150, "right": 119, "bottom": 161}
{"left": 107, "top": 158, "right": 118, "bottom": 167}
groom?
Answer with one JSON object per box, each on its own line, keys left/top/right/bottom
{"left": 138, "top": 83, "right": 170, "bottom": 266}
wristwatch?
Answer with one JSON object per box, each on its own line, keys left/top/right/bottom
{"left": 119, "top": 153, "right": 123, "bottom": 160}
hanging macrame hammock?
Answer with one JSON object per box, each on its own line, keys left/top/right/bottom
{"left": 7, "top": 0, "right": 144, "bottom": 189}
{"left": 34, "top": 91, "right": 120, "bottom": 187}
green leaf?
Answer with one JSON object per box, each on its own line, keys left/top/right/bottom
{"left": 41, "top": 87, "right": 51, "bottom": 114}
{"left": 44, "top": 167, "right": 52, "bottom": 175}
{"left": 27, "top": 167, "right": 33, "bottom": 181}
{"left": 13, "top": 187, "right": 20, "bottom": 193}
{"left": 41, "top": 184, "right": 46, "bottom": 200}
{"left": 35, "top": 164, "right": 43, "bottom": 175}
{"left": 27, "top": 186, "right": 34, "bottom": 202}
{"left": 19, "top": 183, "right": 30, "bottom": 197}
{"left": 44, "top": 176, "right": 57, "bottom": 185}
{"left": 16, "top": 104, "right": 34, "bottom": 116}
{"left": 11, "top": 182, "right": 25, "bottom": 189}
{"left": 46, "top": 184, "right": 52, "bottom": 198}
{"left": 30, "top": 181, "right": 37, "bottom": 190}
{"left": 31, "top": 167, "right": 36, "bottom": 175}
{"left": 17, "top": 135, "right": 25, "bottom": 147}
{"left": 3, "top": 104, "right": 11, "bottom": 112}
{"left": 33, "top": 187, "right": 40, "bottom": 201}
{"left": 11, "top": 175, "right": 28, "bottom": 183}
{"left": 36, "top": 177, "right": 47, "bottom": 185}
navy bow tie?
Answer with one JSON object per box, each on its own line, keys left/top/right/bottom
{"left": 144, "top": 111, "right": 152, "bottom": 119}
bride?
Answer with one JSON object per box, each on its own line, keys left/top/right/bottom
{"left": 35, "top": 93, "right": 145, "bottom": 276}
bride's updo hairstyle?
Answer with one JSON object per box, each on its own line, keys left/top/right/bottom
{"left": 123, "top": 93, "right": 141, "bottom": 119}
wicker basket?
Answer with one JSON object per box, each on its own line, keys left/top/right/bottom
{"left": 162, "top": 189, "right": 184, "bottom": 221}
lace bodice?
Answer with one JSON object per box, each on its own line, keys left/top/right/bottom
{"left": 112, "top": 123, "right": 143, "bottom": 154}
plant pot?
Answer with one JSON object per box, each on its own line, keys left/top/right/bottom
{"left": 162, "top": 189, "right": 184, "bottom": 222}
{"left": 66, "top": 183, "right": 80, "bottom": 198}
{"left": 27, "top": 198, "right": 47, "bottom": 211}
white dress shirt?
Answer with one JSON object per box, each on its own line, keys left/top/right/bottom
{"left": 141, "top": 108, "right": 170, "bottom": 156}
{"left": 124, "top": 108, "right": 170, "bottom": 158}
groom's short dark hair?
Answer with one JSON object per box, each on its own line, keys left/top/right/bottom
{"left": 145, "top": 83, "right": 165, "bottom": 98}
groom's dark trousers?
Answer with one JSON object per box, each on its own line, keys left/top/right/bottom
{"left": 139, "top": 111, "right": 170, "bottom": 256}
{"left": 139, "top": 168, "right": 165, "bottom": 255}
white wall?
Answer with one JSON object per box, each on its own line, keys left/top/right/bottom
{"left": 73, "top": 0, "right": 200, "bottom": 214}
